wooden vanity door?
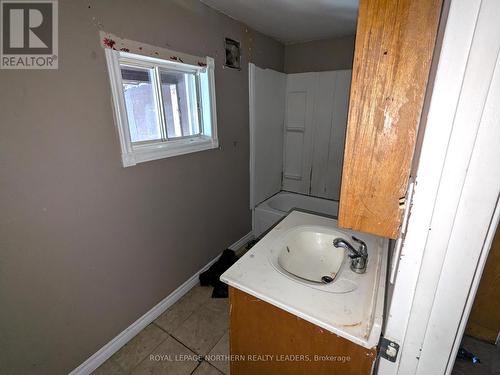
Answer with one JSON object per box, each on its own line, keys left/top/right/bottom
{"left": 338, "top": 0, "right": 443, "bottom": 238}
{"left": 229, "top": 287, "right": 377, "bottom": 375}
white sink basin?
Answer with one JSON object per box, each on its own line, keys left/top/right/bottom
{"left": 277, "top": 227, "right": 345, "bottom": 283}
{"left": 268, "top": 225, "right": 357, "bottom": 294}
{"left": 221, "top": 211, "right": 389, "bottom": 349}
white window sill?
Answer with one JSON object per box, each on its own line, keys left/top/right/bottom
{"left": 121, "top": 137, "right": 219, "bottom": 167}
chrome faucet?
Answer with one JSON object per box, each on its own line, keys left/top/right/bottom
{"left": 333, "top": 236, "right": 368, "bottom": 274}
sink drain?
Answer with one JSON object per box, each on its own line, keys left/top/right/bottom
{"left": 321, "top": 275, "right": 334, "bottom": 284}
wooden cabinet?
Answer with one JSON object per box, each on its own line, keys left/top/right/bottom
{"left": 229, "top": 287, "right": 377, "bottom": 375}
{"left": 339, "top": 0, "right": 443, "bottom": 238}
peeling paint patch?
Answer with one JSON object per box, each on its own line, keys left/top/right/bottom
{"left": 99, "top": 31, "right": 210, "bottom": 68}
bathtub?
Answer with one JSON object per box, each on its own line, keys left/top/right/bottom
{"left": 253, "top": 191, "right": 339, "bottom": 237}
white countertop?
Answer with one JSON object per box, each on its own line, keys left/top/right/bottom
{"left": 221, "top": 210, "right": 388, "bottom": 349}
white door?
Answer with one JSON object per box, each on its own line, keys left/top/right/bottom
{"left": 378, "top": 0, "right": 500, "bottom": 374}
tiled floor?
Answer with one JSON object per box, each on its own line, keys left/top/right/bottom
{"left": 92, "top": 285, "right": 229, "bottom": 375}
{"left": 89, "top": 280, "right": 500, "bottom": 375}
{"left": 451, "top": 335, "right": 500, "bottom": 375}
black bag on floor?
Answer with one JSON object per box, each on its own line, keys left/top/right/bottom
{"left": 199, "top": 249, "right": 238, "bottom": 298}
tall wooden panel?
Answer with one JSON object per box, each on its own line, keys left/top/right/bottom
{"left": 339, "top": 0, "right": 443, "bottom": 238}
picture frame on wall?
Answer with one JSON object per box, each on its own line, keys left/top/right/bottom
{"left": 224, "top": 38, "right": 241, "bottom": 70}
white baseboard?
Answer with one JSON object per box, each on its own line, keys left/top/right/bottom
{"left": 228, "top": 231, "right": 254, "bottom": 252}
{"left": 69, "top": 253, "right": 221, "bottom": 375}
{"left": 70, "top": 231, "right": 253, "bottom": 375}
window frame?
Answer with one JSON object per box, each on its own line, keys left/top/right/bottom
{"left": 105, "top": 49, "right": 218, "bottom": 167}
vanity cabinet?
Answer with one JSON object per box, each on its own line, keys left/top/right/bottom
{"left": 338, "top": 0, "right": 443, "bottom": 238}
{"left": 229, "top": 287, "right": 377, "bottom": 375}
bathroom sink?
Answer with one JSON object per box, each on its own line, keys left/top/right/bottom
{"left": 276, "top": 226, "right": 346, "bottom": 284}
{"left": 221, "top": 211, "right": 388, "bottom": 349}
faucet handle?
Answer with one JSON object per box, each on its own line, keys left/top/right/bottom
{"left": 352, "top": 236, "right": 367, "bottom": 255}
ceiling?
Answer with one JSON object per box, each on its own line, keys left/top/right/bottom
{"left": 200, "top": 0, "right": 358, "bottom": 44}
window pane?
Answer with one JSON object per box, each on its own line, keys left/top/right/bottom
{"left": 159, "top": 70, "right": 200, "bottom": 139}
{"left": 121, "top": 65, "right": 162, "bottom": 143}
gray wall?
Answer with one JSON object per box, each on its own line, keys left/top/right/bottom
{"left": 284, "top": 35, "right": 355, "bottom": 73}
{"left": 0, "top": 1, "right": 283, "bottom": 373}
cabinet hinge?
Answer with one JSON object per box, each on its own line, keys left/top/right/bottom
{"left": 378, "top": 336, "right": 400, "bottom": 363}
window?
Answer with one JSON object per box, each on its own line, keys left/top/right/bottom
{"left": 105, "top": 50, "right": 217, "bottom": 167}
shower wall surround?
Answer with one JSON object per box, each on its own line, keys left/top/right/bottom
{"left": 283, "top": 70, "right": 351, "bottom": 200}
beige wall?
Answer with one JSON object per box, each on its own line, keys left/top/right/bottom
{"left": 0, "top": 1, "right": 283, "bottom": 373}
{"left": 284, "top": 36, "right": 355, "bottom": 73}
